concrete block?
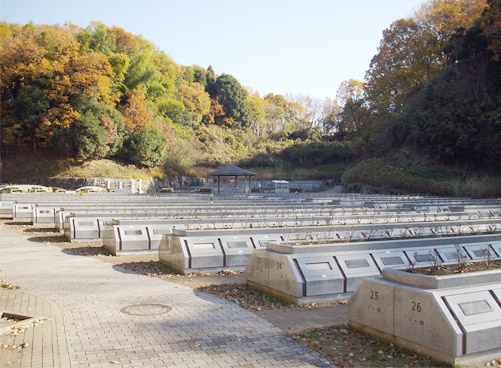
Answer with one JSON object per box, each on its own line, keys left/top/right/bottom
{"left": 347, "top": 278, "right": 394, "bottom": 335}
{"left": 393, "top": 286, "right": 462, "bottom": 356}
{"left": 295, "top": 256, "right": 344, "bottom": 296}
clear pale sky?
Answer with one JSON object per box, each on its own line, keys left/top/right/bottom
{"left": 1, "top": 0, "right": 425, "bottom": 100}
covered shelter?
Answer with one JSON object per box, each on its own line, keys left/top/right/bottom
{"left": 208, "top": 165, "right": 255, "bottom": 196}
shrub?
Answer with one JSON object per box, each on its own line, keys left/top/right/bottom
{"left": 280, "top": 141, "right": 353, "bottom": 166}
{"left": 341, "top": 159, "right": 501, "bottom": 198}
{"left": 123, "top": 127, "right": 168, "bottom": 167}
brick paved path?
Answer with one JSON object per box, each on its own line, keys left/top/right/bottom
{"left": 0, "top": 224, "right": 334, "bottom": 368}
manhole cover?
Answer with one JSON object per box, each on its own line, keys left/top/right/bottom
{"left": 120, "top": 304, "right": 172, "bottom": 316}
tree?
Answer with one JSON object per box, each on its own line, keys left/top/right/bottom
{"left": 365, "top": 0, "right": 487, "bottom": 116}
{"left": 0, "top": 23, "right": 114, "bottom": 150}
{"left": 123, "top": 52, "right": 170, "bottom": 103}
{"left": 336, "top": 79, "right": 365, "bottom": 107}
{"left": 119, "top": 84, "right": 153, "bottom": 132}
{"left": 108, "top": 53, "right": 130, "bottom": 95}
{"left": 318, "top": 97, "right": 341, "bottom": 135}
{"left": 415, "top": 0, "right": 488, "bottom": 42}
{"left": 123, "top": 126, "right": 167, "bottom": 167}
{"left": 77, "top": 22, "right": 116, "bottom": 56}
{"left": 211, "top": 74, "right": 252, "bottom": 128}
{"left": 365, "top": 18, "right": 435, "bottom": 115}
{"left": 72, "top": 100, "right": 125, "bottom": 160}
{"left": 178, "top": 81, "right": 211, "bottom": 125}
{"left": 11, "top": 85, "right": 49, "bottom": 150}
{"left": 69, "top": 51, "right": 115, "bottom": 104}
{"left": 335, "top": 80, "right": 369, "bottom": 134}
{"left": 262, "top": 93, "right": 304, "bottom": 133}
{"left": 247, "top": 89, "right": 265, "bottom": 136}
{"left": 285, "top": 93, "right": 322, "bottom": 130}
{"left": 108, "top": 26, "right": 152, "bottom": 55}
{"left": 404, "top": 12, "right": 500, "bottom": 167}
{"left": 482, "top": 0, "right": 501, "bottom": 61}
{"left": 338, "top": 98, "right": 371, "bottom": 134}
{"left": 151, "top": 51, "right": 181, "bottom": 91}
{"left": 206, "top": 65, "right": 216, "bottom": 92}
{"left": 193, "top": 66, "right": 207, "bottom": 87}
{"left": 262, "top": 98, "right": 286, "bottom": 135}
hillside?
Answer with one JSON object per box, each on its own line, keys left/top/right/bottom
{"left": 1, "top": 0, "right": 499, "bottom": 197}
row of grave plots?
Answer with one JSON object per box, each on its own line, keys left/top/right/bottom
{"left": 1, "top": 193, "right": 500, "bottom": 248}
{"left": 3, "top": 192, "right": 500, "bottom": 366}
{"left": 1, "top": 193, "right": 500, "bottom": 290}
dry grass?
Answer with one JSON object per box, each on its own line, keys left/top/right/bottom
{"left": 60, "top": 159, "right": 159, "bottom": 179}
{"left": 1, "top": 153, "right": 161, "bottom": 182}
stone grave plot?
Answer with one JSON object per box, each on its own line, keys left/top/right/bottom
{"left": 66, "top": 205, "right": 498, "bottom": 244}
{"left": 18, "top": 199, "right": 501, "bottom": 239}
{"left": 0, "top": 201, "right": 15, "bottom": 217}
{"left": 245, "top": 233, "right": 501, "bottom": 305}
{"left": 44, "top": 200, "right": 360, "bottom": 229}
{"left": 159, "top": 221, "right": 501, "bottom": 275}
{"left": 348, "top": 265, "right": 501, "bottom": 367}
{"left": 2, "top": 190, "right": 499, "bottom": 206}
{"left": 5, "top": 192, "right": 499, "bottom": 222}
{"left": 10, "top": 203, "right": 35, "bottom": 221}
{"left": 58, "top": 202, "right": 406, "bottom": 235}
{"left": 102, "top": 215, "right": 500, "bottom": 256}
{"left": 66, "top": 208, "right": 387, "bottom": 243}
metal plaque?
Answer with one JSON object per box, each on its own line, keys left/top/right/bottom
{"left": 227, "top": 241, "right": 248, "bottom": 249}
{"left": 381, "top": 256, "right": 405, "bottom": 266}
{"left": 459, "top": 300, "right": 492, "bottom": 316}
{"left": 345, "top": 259, "right": 370, "bottom": 269}
{"left": 192, "top": 242, "right": 215, "bottom": 250}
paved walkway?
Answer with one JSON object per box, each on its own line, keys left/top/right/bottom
{"left": 0, "top": 224, "right": 335, "bottom": 368}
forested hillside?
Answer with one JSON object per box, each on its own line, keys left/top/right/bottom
{"left": 1, "top": 0, "right": 499, "bottom": 196}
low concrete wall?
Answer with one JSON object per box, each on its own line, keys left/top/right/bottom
{"left": 11, "top": 176, "right": 210, "bottom": 192}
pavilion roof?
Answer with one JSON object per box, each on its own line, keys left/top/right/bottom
{"left": 208, "top": 165, "right": 255, "bottom": 176}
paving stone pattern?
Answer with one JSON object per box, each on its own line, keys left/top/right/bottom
{"left": 0, "top": 224, "right": 334, "bottom": 368}
{"left": 0, "top": 289, "right": 70, "bottom": 368}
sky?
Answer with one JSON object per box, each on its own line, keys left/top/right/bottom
{"left": 1, "top": 0, "right": 426, "bottom": 101}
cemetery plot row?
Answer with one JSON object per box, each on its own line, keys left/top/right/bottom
{"left": 157, "top": 221, "right": 500, "bottom": 274}
{"left": 74, "top": 211, "right": 496, "bottom": 243}
{"left": 246, "top": 234, "right": 501, "bottom": 305}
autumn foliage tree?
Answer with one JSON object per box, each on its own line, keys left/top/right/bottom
{"left": 1, "top": 0, "right": 497, "bottom": 175}
{"left": 119, "top": 84, "right": 153, "bottom": 132}
{"left": 365, "top": 0, "right": 488, "bottom": 116}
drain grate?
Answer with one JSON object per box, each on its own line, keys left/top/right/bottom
{"left": 1, "top": 311, "right": 37, "bottom": 335}
{"left": 120, "top": 304, "right": 172, "bottom": 316}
